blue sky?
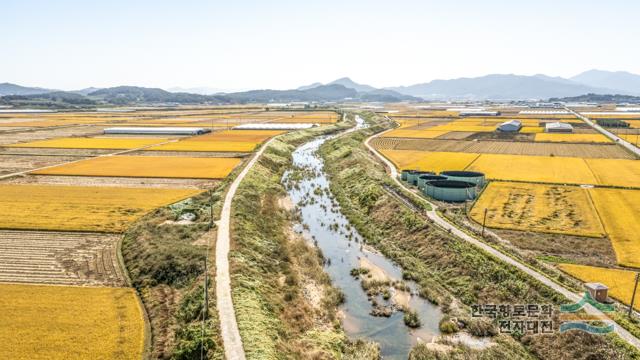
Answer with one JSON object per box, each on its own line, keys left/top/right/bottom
{"left": 2, "top": 0, "right": 638, "bottom": 90}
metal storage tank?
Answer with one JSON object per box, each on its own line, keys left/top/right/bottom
{"left": 417, "top": 175, "right": 447, "bottom": 191}
{"left": 401, "top": 169, "right": 415, "bottom": 181}
{"left": 406, "top": 171, "right": 434, "bottom": 186}
{"left": 440, "top": 171, "right": 485, "bottom": 186}
{"left": 424, "top": 180, "right": 477, "bottom": 202}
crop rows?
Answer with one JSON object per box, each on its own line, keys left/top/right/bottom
{"left": 0, "top": 230, "right": 124, "bottom": 286}
{"left": 371, "top": 138, "right": 634, "bottom": 159}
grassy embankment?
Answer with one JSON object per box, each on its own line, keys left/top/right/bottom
{"left": 229, "top": 114, "right": 379, "bottom": 359}
{"left": 122, "top": 182, "right": 229, "bottom": 359}
{"left": 318, "top": 112, "right": 640, "bottom": 359}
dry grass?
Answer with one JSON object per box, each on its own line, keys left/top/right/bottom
{"left": 558, "top": 263, "right": 640, "bottom": 310}
{"left": 6, "top": 137, "right": 168, "bottom": 149}
{"left": 0, "top": 184, "right": 201, "bottom": 232}
{"left": 470, "top": 182, "right": 605, "bottom": 237}
{"left": 32, "top": 155, "right": 242, "bottom": 179}
{"left": 0, "top": 283, "right": 145, "bottom": 360}
{"left": 534, "top": 133, "right": 612, "bottom": 143}
{"left": 588, "top": 188, "right": 640, "bottom": 268}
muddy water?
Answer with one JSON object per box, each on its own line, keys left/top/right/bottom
{"left": 282, "top": 117, "right": 442, "bottom": 359}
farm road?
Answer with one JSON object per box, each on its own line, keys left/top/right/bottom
{"left": 568, "top": 107, "right": 640, "bottom": 157}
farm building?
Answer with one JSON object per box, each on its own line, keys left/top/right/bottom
{"left": 459, "top": 111, "right": 500, "bottom": 117}
{"left": 497, "top": 120, "right": 522, "bottom": 132}
{"left": 585, "top": 283, "right": 609, "bottom": 303}
{"left": 545, "top": 122, "right": 573, "bottom": 133}
{"left": 104, "top": 127, "right": 211, "bottom": 135}
{"left": 233, "top": 123, "right": 317, "bottom": 130}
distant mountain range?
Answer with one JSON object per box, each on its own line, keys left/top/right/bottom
{"left": 384, "top": 71, "right": 640, "bottom": 100}
{"left": 0, "top": 82, "right": 418, "bottom": 108}
{"left": 298, "top": 70, "right": 640, "bottom": 100}
{"left": 1, "top": 69, "right": 639, "bottom": 107}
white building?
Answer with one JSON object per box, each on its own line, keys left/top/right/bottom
{"left": 545, "top": 122, "right": 573, "bottom": 133}
{"left": 497, "top": 120, "right": 522, "bottom": 132}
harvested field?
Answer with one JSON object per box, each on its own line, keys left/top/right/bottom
{"left": 0, "top": 154, "right": 86, "bottom": 176}
{"left": 470, "top": 182, "right": 605, "bottom": 237}
{"left": 147, "top": 140, "right": 256, "bottom": 152}
{"left": 6, "top": 137, "right": 169, "bottom": 150}
{"left": 32, "top": 155, "right": 242, "bottom": 179}
{"left": 0, "top": 147, "right": 113, "bottom": 156}
{"left": 0, "top": 125, "right": 105, "bottom": 146}
{"left": 586, "top": 158, "right": 640, "bottom": 188}
{"left": 0, "top": 184, "right": 201, "bottom": 232}
{"left": 379, "top": 129, "right": 450, "bottom": 139}
{"left": 0, "top": 230, "right": 124, "bottom": 286}
{"left": 467, "top": 132, "right": 535, "bottom": 142}
{"left": 370, "top": 138, "right": 634, "bottom": 159}
{"left": 379, "top": 149, "right": 479, "bottom": 172}
{"left": 558, "top": 264, "right": 640, "bottom": 310}
{"left": 188, "top": 129, "right": 284, "bottom": 142}
{"left": 534, "top": 133, "right": 611, "bottom": 143}
{"left": 5, "top": 174, "right": 218, "bottom": 190}
{"left": 588, "top": 188, "right": 640, "bottom": 268}
{"left": 436, "top": 131, "right": 474, "bottom": 139}
{"left": 0, "top": 283, "right": 145, "bottom": 359}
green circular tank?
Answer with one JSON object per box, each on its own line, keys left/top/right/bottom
{"left": 440, "top": 171, "right": 485, "bottom": 186}
{"left": 424, "top": 180, "right": 477, "bottom": 202}
{"left": 417, "top": 175, "right": 447, "bottom": 191}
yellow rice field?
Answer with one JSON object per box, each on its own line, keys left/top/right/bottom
{"left": 0, "top": 283, "right": 145, "bottom": 359}
{"left": 466, "top": 154, "right": 597, "bottom": 184}
{"left": 586, "top": 158, "right": 640, "bottom": 188}
{"left": 6, "top": 137, "right": 168, "bottom": 150}
{"left": 148, "top": 140, "right": 257, "bottom": 152}
{"left": 380, "top": 129, "right": 450, "bottom": 139}
{"left": 618, "top": 133, "right": 640, "bottom": 144}
{"left": 588, "top": 188, "right": 640, "bottom": 268}
{"left": 558, "top": 264, "right": 640, "bottom": 310}
{"left": 534, "top": 133, "right": 611, "bottom": 143}
{"left": 470, "top": 182, "right": 604, "bottom": 237}
{"left": 32, "top": 155, "right": 241, "bottom": 179}
{"left": 380, "top": 149, "right": 640, "bottom": 186}
{"left": 0, "top": 184, "right": 201, "bottom": 232}
{"left": 379, "top": 149, "right": 480, "bottom": 173}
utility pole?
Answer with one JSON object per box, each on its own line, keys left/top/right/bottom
{"left": 204, "top": 259, "right": 209, "bottom": 319}
{"left": 629, "top": 272, "right": 640, "bottom": 318}
{"left": 481, "top": 208, "right": 488, "bottom": 238}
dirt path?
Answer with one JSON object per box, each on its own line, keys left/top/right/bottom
{"left": 364, "top": 122, "right": 640, "bottom": 350}
{"left": 215, "top": 137, "right": 279, "bottom": 360}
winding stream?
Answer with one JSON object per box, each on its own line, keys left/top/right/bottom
{"left": 282, "top": 117, "right": 442, "bottom": 359}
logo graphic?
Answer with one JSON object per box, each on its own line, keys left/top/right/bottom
{"left": 559, "top": 292, "right": 614, "bottom": 334}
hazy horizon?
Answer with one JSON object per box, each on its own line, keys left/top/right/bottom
{"left": 3, "top": 0, "right": 639, "bottom": 91}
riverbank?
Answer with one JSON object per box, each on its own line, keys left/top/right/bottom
{"left": 318, "top": 112, "right": 640, "bottom": 359}
{"left": 228, "top": 115, "right": 380, "bottom": 359}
